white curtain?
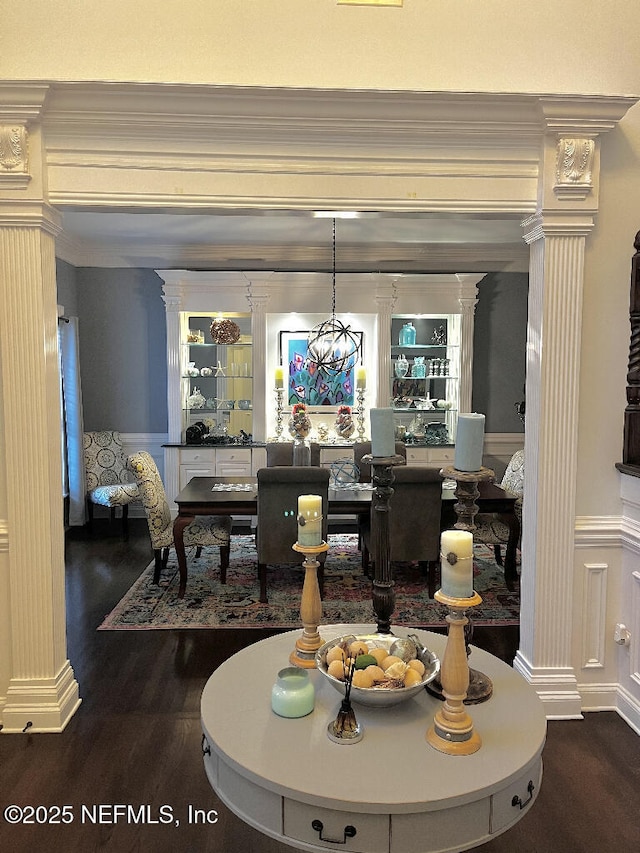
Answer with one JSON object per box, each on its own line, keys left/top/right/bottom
{"left": 59, "top": 317, "right": 86, "bottom": 526}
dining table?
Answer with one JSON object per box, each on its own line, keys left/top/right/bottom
{"left": 172, "top": 476, "right": 519, "bottom": 599}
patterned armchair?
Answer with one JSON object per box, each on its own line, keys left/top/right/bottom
{"left": 83, "top": 430, "right": 140, "bottom": 538}
{"left": 473, "top": 449, "right": 524, "bottom": 587}
{"left": 126, "top": 451, "right": 232, "bottom": 585}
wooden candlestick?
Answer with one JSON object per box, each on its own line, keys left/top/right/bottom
{"left": 289, "top": 541, "right": 329, "bottom": 668}
{"left": 361, "top": 453, "right": 405, "bottom": 634}
{"left": 426, "top": 589, "right": 483, "bottom": 755}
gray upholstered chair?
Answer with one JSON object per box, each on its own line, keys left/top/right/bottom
{"left": 266, "top": 441, "right": 321, "bottom": 467}
{"left": 353, "top": 440, "right": 407, "bottom": 482}
{"left": 83, "top": 430, "right": 140, "bottom": 538}
{"left": 360, "top": 465, "right": 443, "bottom": 598}
{"left": 127, "top": 451, "right": 232, "bottom": 585}
{"left": 256, "top": 466, "right": 330, "bottom": 604}
{"left": 473, "top": 449, "right": 524, "bottom": 586}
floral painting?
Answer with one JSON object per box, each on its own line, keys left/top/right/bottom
{"left": 279, "top": 332, "right": 362, "bottom": 408}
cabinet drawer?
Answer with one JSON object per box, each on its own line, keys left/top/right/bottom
{"left": 320, "top": 448, "right": 354, "bottom": 466}
{"left": 428, "top": 447, "right": 455, "bottom": 465}
{"left": 180, "top": 448, "right": 216, "bottom": 463}
{"left": 405, "top": 447, "right": 429, "bottom": 464}
{"left": 490, "top": 758, "right": 542, "bottom": 835}
{"left": 283, "top": 798, "right": 389, "bottom": 853}
{"left": 215, "top": 448, "right": 251, "bottom": 464}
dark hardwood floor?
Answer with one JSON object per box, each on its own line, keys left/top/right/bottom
{"left": 1, "top": 519, "right": 638, "bottom": 853}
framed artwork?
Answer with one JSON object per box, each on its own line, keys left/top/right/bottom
{"left": 278, "top": 330, "right": 363, "bottom": 408}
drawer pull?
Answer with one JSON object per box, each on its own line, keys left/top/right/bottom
{"left": 311, "top": 819, "right": 356, "bottom": 844}
{"left": 512, "top": 779, "right": 535, "bottom": 810}
{"left": 201, "top": 735, "right": 211, "bottom": 757}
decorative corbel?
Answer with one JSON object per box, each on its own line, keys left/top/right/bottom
{"left": 0, "top": 124, "right": 30, "bottom": 188}
{"left": 554, "top": 136, "right": 595, "bottom": 200}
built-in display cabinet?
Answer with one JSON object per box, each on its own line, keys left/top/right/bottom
{"left": 390, "top": 314, "right": 461, "bottom": 444}
{"left": 182, "top": 313, "right": 253, "bottom": 440}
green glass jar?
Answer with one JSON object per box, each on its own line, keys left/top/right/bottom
{"left": 271, "top": 667, "right": 315, "bottom": 718}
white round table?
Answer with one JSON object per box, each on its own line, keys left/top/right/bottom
{"left": 201, "top": 625, "right": 546, "bottom": 853}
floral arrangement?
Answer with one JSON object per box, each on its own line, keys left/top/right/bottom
{"left": 334, "top": 404, "right": 355, "bottom": 439}
{"left": 288, "top": 402, "right": 312, "bottom": 439}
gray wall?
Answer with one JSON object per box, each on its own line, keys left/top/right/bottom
{"left": 65, "top": 267, "right": 168, "bottom": 433}
{"left": 56, "top": 265, "right": 527, "bottom": 435}
{"left": 472, "top": 272, "right": 528, "bottom": 433}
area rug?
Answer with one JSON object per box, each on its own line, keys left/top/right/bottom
{"left": 98, "top": 534, "right": 519, "bottom": 631}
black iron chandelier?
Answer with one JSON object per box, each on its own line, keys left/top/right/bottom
{"left": 306, "top": 218, "right": 362, "bottom": 374}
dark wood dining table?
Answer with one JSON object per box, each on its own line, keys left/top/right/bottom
{"left": 172, "top": 476, "right": 519, "bottom": 597}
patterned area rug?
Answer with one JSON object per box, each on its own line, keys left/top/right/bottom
{"left": 98, "top": 534, "right": 520, "bottom": 630}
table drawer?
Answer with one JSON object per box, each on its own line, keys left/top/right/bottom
{"left": 490, "top": 757, "right": 542, "bottom": 834}
{"left": 180, "top": 447, "right": 216, "bottom": 463}
{"left": 283, "top": 798, "right": 389, "bottom": 853}
{"left": 391, "top": 798, "right": 490, "bottom": 853}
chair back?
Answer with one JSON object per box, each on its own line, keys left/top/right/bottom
{"left": 353, "top": 441, "right": 407, "bottom": 482}
{"left": 366, "top": 465, "right": 443, "bottom": 563}
{"left": 266, "top": 441, "right": 321, "bottom": 467}
{"left": 126, "top": 451, "right": 173, "bottom": 549}
{"left": 83, "top": 430, "right": 132, "bottom": 490}
{"left": 501, "top": 449, "right": 524, "bottom": 496}
{"left": 256, "top": 466, "right": 330, "bottom": 565}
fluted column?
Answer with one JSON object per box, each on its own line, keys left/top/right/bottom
{"left": 0, "top": 204, "right": 81, "bottom": 731}
{"left": 515, "top": 213, "right": 593, "bottom": 716}
{"left": 375, "top": 281, "right": 398, "bottom": 408}
{"left": 245, "top": 283, "right": 270, "bottom": 442}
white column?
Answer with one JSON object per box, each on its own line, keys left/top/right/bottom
{"left": 0, "top": 205, "right": 81, "bottom": 731}
{"left": 245, "top": 285, "right": 270, "bottom": 442}
{"left": 515, "top": 213, "right": 594, "bottom": 717}
{"left": 375, "top": 281, "right": 398, "bottom": 408}
{"left": 457, "top": 296, "right": 478, "bottom": 415}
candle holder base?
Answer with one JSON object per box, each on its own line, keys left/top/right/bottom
{"left": 426, "top": 590, "right": 483, "bottom": 755}
{"left": 289, "top": 541, "right": 329, "bottom": 669}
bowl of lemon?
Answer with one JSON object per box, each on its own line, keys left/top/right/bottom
{"left": 315, "top": 633, "right": 440, "bottom": 707}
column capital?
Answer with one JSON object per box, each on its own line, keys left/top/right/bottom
{"left": 0, "top": 200, "right": 63, "bottom": 236}
{"left": 521, "top": 212, "right": 595, "bottom": 244}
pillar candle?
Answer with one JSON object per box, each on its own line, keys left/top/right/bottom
{"left": 356, "top": 367, "right": 367, "bottom": 390}
{"left": 370, "top": 408, "right": 395, "bottom": 457}
{"left": 454, "top": 413, "right": 485, "bottom": 472}
{"left": 440, "top": 530, "right": 474, "bottom": 598}
{"left": 275, "top": 366, "right": 284, "bottom": 389}
{"left": 297, "top": 494, "right": 323, "bottom": 546}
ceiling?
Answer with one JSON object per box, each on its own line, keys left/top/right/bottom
{"left": 56, "top": 210, "right": 530, "bottom": 273}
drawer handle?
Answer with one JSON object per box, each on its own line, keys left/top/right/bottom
{"left": 512, "top": 779, "right": 535, "bottom": 810}
{"left": 201, "top": 734, "right": 211, "bottom": 757}
{"left": 311, "top": 819, "right": 356, "bottom": 844}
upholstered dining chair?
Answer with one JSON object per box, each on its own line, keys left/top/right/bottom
{"left": 256, "top": 466, "right": 330, "bottom": 604}
{"left": 473, "top": 449, "right": 524, "bottom": 587}
{"left": 353, "top": 440, "right": 407, "bottom": 482}
{"left": 126, "top": 451, "right": 232, "bottom": 586}
{"left": 360, "top": 465, "right": 443, "bottom": 598}
{"left": 266, "top": 441, "right": 321, "bottom": 467}
{"left": 83, "top": 430, "right": 140, "bottom": 539}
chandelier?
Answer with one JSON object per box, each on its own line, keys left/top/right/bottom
{"left": 307, "top": 218, "right": 362, "bottom": 374}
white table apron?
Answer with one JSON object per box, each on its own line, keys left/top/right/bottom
{"left": 201, "top": 624, "right": 546, "bottom": 853}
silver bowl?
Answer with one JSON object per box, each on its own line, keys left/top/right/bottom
{"left": 315, "top": 633, "right": 440, "bottom": 707}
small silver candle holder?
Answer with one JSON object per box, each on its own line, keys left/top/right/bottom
{"left": 356, "top": 387, "right": 366, "bottom": 441}
{"left": 275, "top": 387, "right": 284, "bottom": 440}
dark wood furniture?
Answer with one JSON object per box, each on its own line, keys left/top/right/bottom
{"left": 173, "top": 476, "right": 519, "bottom": 597}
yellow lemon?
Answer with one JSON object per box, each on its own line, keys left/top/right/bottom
{"left": 349, "top": 640, "right": 369, "bottom": 657}
{"left": 404, "top": 668, "right": 422, "bottom": 687}
{"left": 352, "top": 669, "right": 374, "bottom": 688}
{"left": 408, "top": 659, "right": 426, "bottom": 677}
{"left": 327, "top": 659, "right": 346, "bottom": 680}
{"left": 326, "top": 646, "right": 346, "bottom": 664}
{"left": 369, "top": 647, "right": 388, "bottom": 666}
{"left": 381, "top": 655, "right": 403, "bottom": 671}
{"left": 365, "top": 665, "right": 386, "bottom": 683}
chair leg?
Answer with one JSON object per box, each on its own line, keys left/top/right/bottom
{"left": 219, "top": 543, "right": 230, "bottom": 584}
{"left": 122, "top": 504, "right": 129, "bottom": 541}
{"left": 87, "top": 499, "right": 94, "bottom": 531}
{"left": 361, "top": 544, "right": 370, "bottom": 576}
{"left": 153, "top": 550, "right": 163, "bottom": 584}
{"left": 195, "top": 546, "right": 203, "bottom": 558}
{"left": 420, "top": 560, "right": 437, "bottom": 600}
{"left": 162, "top": 547, "right": 170, "bottom": 570}
{"left": 494, "top": 544, "right": 503, "bottom": 566}
{"left": 258, "top": 563, "right": 268, "bottom": 604}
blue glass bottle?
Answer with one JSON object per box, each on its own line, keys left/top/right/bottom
{"left": 399, "top": 322, "right": 416, "bottom": 346}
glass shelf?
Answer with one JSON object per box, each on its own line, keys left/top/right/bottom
{"left": 391, "top": 344, "right": 458, "bottom": 351}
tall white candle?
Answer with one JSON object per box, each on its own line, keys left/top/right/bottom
{"left": 440, "top": 530, "right": 474, "bottom": 598}
{"left": 297, "top": 494, "right": 323, "bottom": 546}
{"left": 454, "top": 413, "right": 485, "bottom": 472}
{"left": 356, "top": 367, "right": 367, "bottom": 390}
{"left": 275, "top": 366, "right": 284, "bottom": 389}
{"left": 370, "top": 408, "right": 395, "bottom": 457}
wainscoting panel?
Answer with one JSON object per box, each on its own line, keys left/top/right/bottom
{"left": 581, "top": 562, "right": 607, "bottom": 670}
